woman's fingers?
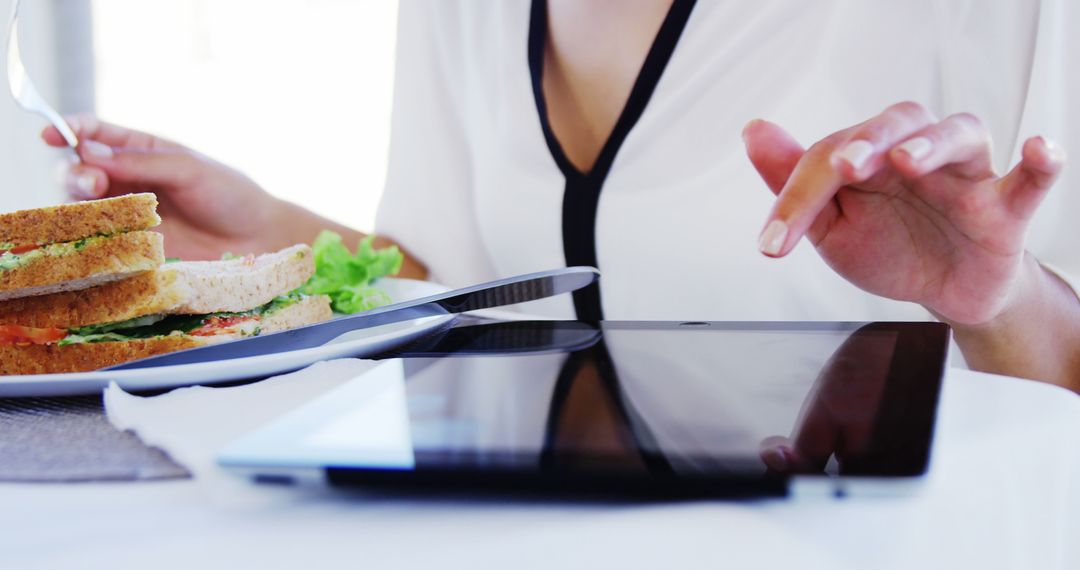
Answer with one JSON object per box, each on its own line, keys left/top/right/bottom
{"left": 64, "top": 165, "right": 109, "bottom": 200}
{"left": 828, "top": 101, "right": 937, "bottom": 182}
{"left": 998, "top": 136, "right": 1066, "bottom": 219}
{"left": 41, "top": 125, "right": 70, "bottom": 147}
{"left": 41, "top": 114, "right": 183, "bottom": 152}
{"left": 743, "top": 119, "right": 805, "bottom": 195}
{"left": 79, "top": 144, "right": 202, "bottom": 190}
{"left": 47, "top": 116, "right": 200, "bottom": 202}
{"left": 759, "top": 436, "right": 801, "bottom": 473}
{"left": 758, "top": 102, "right": 936, "bottom": 257}
{"left": 888, "top": 113, "right": 995, "bottom": 180}
{"left": 45, "top": 115, "right": 200, "bottom": 202}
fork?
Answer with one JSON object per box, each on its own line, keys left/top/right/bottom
{"left": 7, "top": 0, "right": 80, "bottom": 158}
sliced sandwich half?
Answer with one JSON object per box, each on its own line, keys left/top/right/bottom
{"left": 0, "top": 193, "right": 164, "bottom": 301}
{"left": 0, "top": 245, "right": 332, "bottom": 375}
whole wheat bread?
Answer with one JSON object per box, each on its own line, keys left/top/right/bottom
{"left": 0, "top": 231, "right": 164, "bottom": 302}
{"left": 0, "top": 193, "right": 160, "bottom": 246}
{"left": 0, "top": 294, "right": 331, "bottom": 375}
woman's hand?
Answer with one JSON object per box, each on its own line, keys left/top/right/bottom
{"left": 743, "top": 101, "right": 1066, "bottom": 327}
{"left": 43, "top": 116, "right": 428, "bottom": 279}
{"left": 42, "top": 116, "right": 289, "bottom": 260}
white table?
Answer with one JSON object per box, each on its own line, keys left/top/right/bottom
{"left": 2, "top": 368, "right": 1078, "bottom": 570}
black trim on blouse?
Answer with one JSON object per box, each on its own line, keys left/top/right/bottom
{"left": 540, "top": 342, "right": 675, "bottom": 474}
{"left": 529, "top": 0, "right": 694, "bottom": 475}
{"left": 528, "top": 0, "right": 696, "bottom": 322}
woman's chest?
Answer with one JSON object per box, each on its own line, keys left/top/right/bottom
{"left": 459, "top": 0, "right": 943, "bottom": 320}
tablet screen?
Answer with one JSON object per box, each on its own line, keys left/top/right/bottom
{"left": 296, "top": 321, "right": 946, "bottom": 486}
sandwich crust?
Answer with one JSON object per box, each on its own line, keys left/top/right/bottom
{"left": 0, "top": 294, "right": 333, "bottom": 375}
{"left": 0, "top": 231, "right": 165, "bottom": 301}
{"left": 0, "top": 335, "right": 214, "bottom": 375}
{"left": 0, "top": 270, "right": 190, "bottom": 329}
{"left": 0, "top": 193, "right": 160, "bottom": 246}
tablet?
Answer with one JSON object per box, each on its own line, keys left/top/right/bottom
{"left": 218, "top": 320, "right": 950, "bottom": 499}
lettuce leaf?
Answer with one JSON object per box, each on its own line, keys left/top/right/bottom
{"left": 69, "top": 314, "right": 168, "bottom": 336}
{"left": 301, "top": 231, "right": 402, "bottom": 314}
{"left": 59, "top": 332, "right": 139, "bottom": 346}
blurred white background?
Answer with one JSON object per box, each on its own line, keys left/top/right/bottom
{"left": 0, "top": 0, "right": 76, "bottom": 212}
{"left": 2, "top": 0, "right": 399, "bottom": 233}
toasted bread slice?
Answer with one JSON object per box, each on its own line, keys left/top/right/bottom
{"left": 0, "top": 335, "right": 214, "bottom": 375}
{"left": 0, "top": 193, "right": 160, "bottom": 247}
{"left": 0, "top": 244, "right": 315, "bottom": 328}
{"left": 0, "top": 294, "right": 332, "bottom": 375}
{"left": 0, "top": 231, "right": 165, "bottom": 302}
{"left": 0, "top": 270, "right": 191, "bottom": 329}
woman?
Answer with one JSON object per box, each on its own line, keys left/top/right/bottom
{"left": 44, "top": 0, "right": 1080, "bottom": 391}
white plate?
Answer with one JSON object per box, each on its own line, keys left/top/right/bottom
{"left": 0, "top": 278, "right": 453, "bottom": 397}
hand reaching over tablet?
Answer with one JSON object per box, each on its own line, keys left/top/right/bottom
{"left": 744, "top": 102, "right": 1080, "bottom": 390}
{"left": 744, "top": 102, "right": 1062, "bottom": 325}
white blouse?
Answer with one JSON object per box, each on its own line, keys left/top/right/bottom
{"left": 376, "top": 0, "right": 1080, "bottom": 323}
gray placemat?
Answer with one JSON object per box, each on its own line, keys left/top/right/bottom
{"left": 0, "top": 395, "right": 190, "bottom": 482}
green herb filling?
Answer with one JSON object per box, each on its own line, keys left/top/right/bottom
{"left": 57, "top": 291, "right": 309, "bottom": 345}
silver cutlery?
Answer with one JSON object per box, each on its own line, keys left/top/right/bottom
{"left": 107, "top": 266, "right": 600, "bottom": 369}
{"left": 7, "top": 0, "right": 79, "bottom": 156}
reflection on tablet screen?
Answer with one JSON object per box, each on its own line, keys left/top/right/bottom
{"left": 367, "top": 324, "right": 902, "bottom": 477}
{"left": 220, "top": 321, "right": 948, "bottom": 497}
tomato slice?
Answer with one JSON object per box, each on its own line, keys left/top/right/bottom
{"left": 190, "top": 315, "right": 260, "bottom": 337}
{"left": 0, "top": 243, "right": 40, "bottom": 255}
{"left": 9, "top": 244, "right": 39, "bottom": 254}
{"left": 0, "top": 325, "right": 68, "bottom": 345}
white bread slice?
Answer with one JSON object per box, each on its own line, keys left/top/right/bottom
{"left": 260, "top": 293, "right": 333, "bottom": 334}
{"left": 0, "top": 231, "right": 164, "bottom": 302}
{"left": 164, "top": 244, "right": 315, "bottom": 314}
{"left": 0, "top": 244, "right": 315, "bottom": 329}
{"left": 0, "top": 294, "right": 332, "bottom": 375}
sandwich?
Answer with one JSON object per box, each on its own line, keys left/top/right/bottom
{"left": 0, "top": 193, "right": 164, "bottom": 301}
{"left": 0, "top": 244, "right": 332, "bottom": 375}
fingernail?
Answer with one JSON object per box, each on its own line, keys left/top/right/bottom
{"left": 70, "top": 173, "right": 98, "bottom": 198}
{"left": 835, "top": 139, "right": 874, "bottom": 170}
{"left": 1041, "top": 137, "right": 1066, "bottom": 160}
{"left": 758, "top": 219, "right": 788, "bottom": 256}
{"left": 72, "top": 172, "right": 98, "bottom": 197}
{"left": 76, "top": 173, "right": 96, "bottom": 194}
{"left": 81, "top": 140, "right": 114, "bottom": 160}
{"left": 763, "top": 447, "right": 789, "bottom": 471}
{"left": 742, "top": 119, "right": 763, "bottom": 142}
{"left": 898, "top": 136, "right": 932, "bottom": 161}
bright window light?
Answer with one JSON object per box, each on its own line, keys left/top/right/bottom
{"left": 91, "top": 0, "right": 399, "bottom": 233}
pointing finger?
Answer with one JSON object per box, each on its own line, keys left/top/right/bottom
{"left": 759, "top": 101, "right": 936, "bottom": 257}
{"left": 743, "top": 119, "right": 805, "bottom": 195}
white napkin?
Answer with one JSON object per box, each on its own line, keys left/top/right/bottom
{"left": 104, "top": 358, "right": 380, "bottom": 486}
